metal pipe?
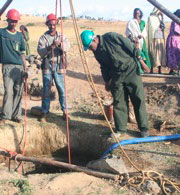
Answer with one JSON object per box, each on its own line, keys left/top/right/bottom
{"left": 147, "top": 0, "right": 180, "bottom": 25}
{"left": 0, "top": 150, "right": 119, "bottom": 181}
{"left": 102, "top": 134, "right": 180, "bottom": 158}
{"left": 0, "top": 0, "right": 13, "bottom": 17}
{"left": 142, "top": 73, "right": 180, "bottom": 79}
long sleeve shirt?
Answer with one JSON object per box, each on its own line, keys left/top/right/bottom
{"left": 37, "top": 31, "right": 70, "bottom": 70}
{"left": 93, "top": 32, "right": 140, "bottom": 82}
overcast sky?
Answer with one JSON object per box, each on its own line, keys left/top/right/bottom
{"left": 1, "top": 0, "right": 180, "bottom": 21}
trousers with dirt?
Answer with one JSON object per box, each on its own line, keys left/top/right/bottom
{"left": 111, "top": 65, "right": 149, "bottom": 133}
{"left": 1, "top": 64, "right": 24, "bottom": 120}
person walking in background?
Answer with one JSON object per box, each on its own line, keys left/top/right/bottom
{"left": 81, "top": 30, "right": 149, "bottom": 137}
{"left": 37, "top": 13, "right": 70, "bottom": 121}
{"left": 0, "top": 9, "right": 27, "bottom": 123}
{"left": 166, "top": 9, "right": 180, "bottom": 75}
{"left": 20, "top": 25, "right": 30, "bottom": 56}
{"left": 148, "top": 8, "right": 166, "bottom": 74}
{"left": 126, "top": 8, "right": 151, "bottom": 72}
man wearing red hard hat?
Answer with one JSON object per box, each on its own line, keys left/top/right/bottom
{"left": 0, "top": 9, "right": 27, "bottom": 123}
{"left": 37, "top": 13, "right": 70, "bottom": 121}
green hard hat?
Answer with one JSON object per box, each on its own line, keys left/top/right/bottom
{"left": 80, "top": 30, "right": 95, "bottom": 51}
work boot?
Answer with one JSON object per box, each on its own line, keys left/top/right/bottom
{"left": 0, "top": 118, "right": 7, "bottom": 124}
{"left": 0, "top": 113, "right": 7, "bottom": 124}
{"left": 39, "top": 113, "right": 47, "bottom": 122}
{"left": 140, "top": 131, "right": 149, "bottom": 138}
{"left": 169, "top": 69, "right": 175, "bottom": 75}
{"left": 62, "top": 112, "right": 70, "bottom": 121}
{"left": 150, "top": 67, "right": 154, "bottom": 74}
{"left": 158, "top": 66, "right": 162, "bottom": 74}
{"left": 110, "top": 130, "right": 126, "bottom": 138}
{"left": 11, "top": 118, "right": 23, "bottom": 123}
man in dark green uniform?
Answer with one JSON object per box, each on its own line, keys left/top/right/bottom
{"left": 81, "top": 30, "right": 149, "bottom": 137}
{"left": 0, "top": 9, "right": 27, "bottom": 123}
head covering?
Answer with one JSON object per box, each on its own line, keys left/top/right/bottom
{"left": 174, "top": 9, "right": 180, "bottom": 18}
{"left": 150, "top": 7, "right": 161, "bottom": 16}
{"left": 148, "top": 7, "right": 164, "bottom": 45}
{"left": 80, "top": 30, "right": 95, "bottom": 51}
{"left": 46, "top": 13, "right": 58, "bottom": 25}
{"left": 6, "top": 9, "right": 21, "bottom": 20}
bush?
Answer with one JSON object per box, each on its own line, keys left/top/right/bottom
{"left": 80, "top": 25, "right": 94, "bottom": 30}
{"left": 26, "top": 23, "right": 35, "bottom": 26}
{"left": 10, "top": 179, "right": 33, "bottom": 195}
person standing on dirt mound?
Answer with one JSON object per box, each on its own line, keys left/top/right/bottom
{"left": 80, "top": 30, "right": 149, "bottom": 137}
{"left": 0, "top": 9, "right": 27, "bottom": 123}
{"left": 37, "top": 13, "right": 70, "bottom": 121}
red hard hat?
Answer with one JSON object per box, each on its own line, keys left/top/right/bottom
{"left": 46, "top": 13, "right": 57, "bottom": 23}
{"left": 6, "top": 9, "right": 21, "bottom": 20}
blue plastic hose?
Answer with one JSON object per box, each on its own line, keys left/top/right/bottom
{"left": 102, "top": 134, "right": 180, "bottom": 158}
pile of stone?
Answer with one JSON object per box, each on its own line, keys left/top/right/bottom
{"left": 26, "top": 55, "right": 42, "bottom": 69}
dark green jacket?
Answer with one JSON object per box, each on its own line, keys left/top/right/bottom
{"left": 93, "top": 32, "right": 141, "bottom": 82}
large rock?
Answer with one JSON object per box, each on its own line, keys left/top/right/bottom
{"left": 142, "top": 180, "right": 161, "bottom": 194}
{"left": 87, "top": 155, "right": 129, "bottom": 177}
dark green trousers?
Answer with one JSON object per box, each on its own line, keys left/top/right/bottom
{"left": 111, "top": 65, "right": 149, "bottom": 132}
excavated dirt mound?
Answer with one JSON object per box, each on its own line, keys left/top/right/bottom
{"left": 144, "top": 84, "right": 180, "bottom": 129}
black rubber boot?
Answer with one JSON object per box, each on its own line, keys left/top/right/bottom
{"left": 158, "top": 66, "right": 162, "bottom": 74}
{"left": 169, "top": 69, "right": 175, "bottom": 75}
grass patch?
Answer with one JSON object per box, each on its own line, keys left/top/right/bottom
{"left": 9, "top": 179, "right": 33, "bottom": 195}
{"left": 80, "top": 25, "right": 94, "bottom": 30}
{"left": 26, "top": 23, "right": 35, "bottom": 27}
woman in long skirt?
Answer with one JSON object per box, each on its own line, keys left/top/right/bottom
{"left": 166, "top": 9, "right": 180, "bottom": 75}
{"left": 126, "top": 8, "right": 151, "bottom": 73}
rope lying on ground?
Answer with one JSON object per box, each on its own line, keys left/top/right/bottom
{"left": 69, "top": 0, "right": 180, "bottom": 194}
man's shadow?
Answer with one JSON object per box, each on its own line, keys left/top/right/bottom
{"left": 66, "top": 70, "right": 104, "bottom": 85}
